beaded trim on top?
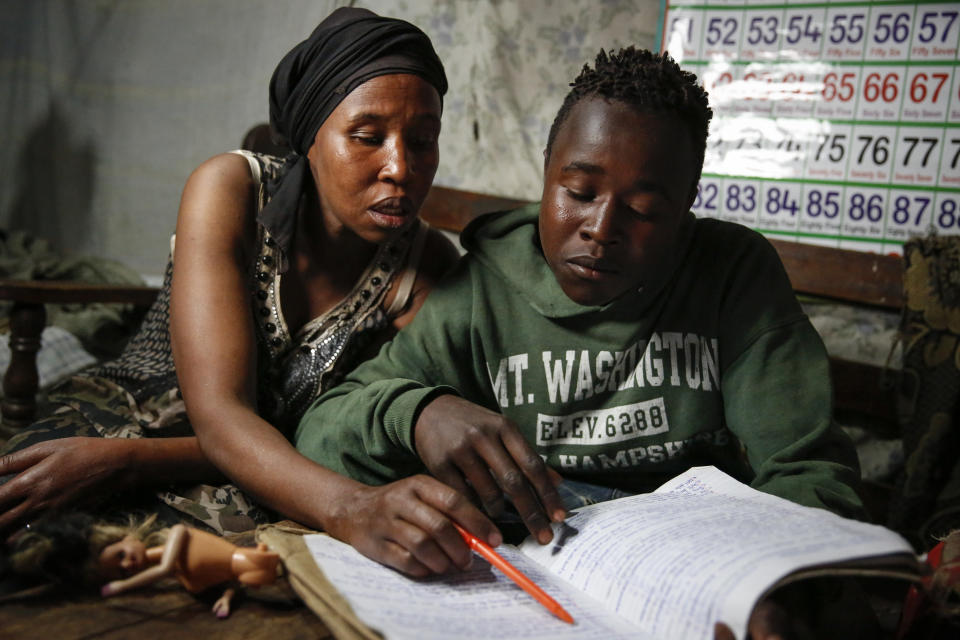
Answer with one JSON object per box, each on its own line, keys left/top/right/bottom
{"left": 252, "top": 230, "right": 288, "bottom": 353}
{"left": 249, "top": 208, "right": 419, "bottom": 431}
{"left": 250, "top": 222, "right": 413, "bottom": 361}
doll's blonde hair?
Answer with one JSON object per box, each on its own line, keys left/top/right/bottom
{"left": 8, "top": 512, "right": 169, "bottom": 588}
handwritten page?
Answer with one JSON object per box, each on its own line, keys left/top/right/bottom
{"left": 303, "top": 534, "right": 644, "bottom": 640}
{"left": 519, "top": 466, "right": 914, "bottom": 640}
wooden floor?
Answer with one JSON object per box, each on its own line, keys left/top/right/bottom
{"left": 0, "top": 581, "right": 332, "bottom": 640}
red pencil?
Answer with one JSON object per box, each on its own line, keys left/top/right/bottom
{"left": 453, "top": 523, "right": 575, "bottom": 624}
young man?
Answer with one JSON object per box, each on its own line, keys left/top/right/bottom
{"left": 295, "top": 48, "right": 864, "bottom": 576}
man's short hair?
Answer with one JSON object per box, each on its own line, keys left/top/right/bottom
{"left": 545, "top": 47, "right": 713, "bottom": 182}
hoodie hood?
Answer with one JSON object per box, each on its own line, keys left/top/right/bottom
{"left": 460, "top": 203, "right": 696, "bottom": 319}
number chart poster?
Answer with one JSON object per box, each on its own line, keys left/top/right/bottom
{"left": 661, "top": 1, "right": 960, "bottom": 254}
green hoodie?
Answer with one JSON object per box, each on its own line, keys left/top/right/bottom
{"left": 296, "top": 204, "right": 864, "bottom": 518}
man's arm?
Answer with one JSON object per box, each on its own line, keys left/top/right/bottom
{"left": 295, "top": 263, "right": 565, "bottom": 541}
{"left": 719, "top": 236, "right": 865, "bottom": 519}
{"left": 723, "top": 320, "right": 865, "bottom": 519}
{"left": 295, "top": 263, "right": 477, "bottom": 482}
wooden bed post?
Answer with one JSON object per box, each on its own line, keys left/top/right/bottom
{"left": 0, "top": 279, "right": 160, "bottom": 435}
{"left": 2, "top": 300, "right": 45, "bottom": 429}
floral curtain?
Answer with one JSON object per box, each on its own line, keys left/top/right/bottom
{"left": 890, "top": 236, "right": 960, "bottom": 550}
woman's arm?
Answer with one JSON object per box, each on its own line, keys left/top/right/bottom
{"left": 0, "top": 436, "right": 223, "bottom": 532}
{"left": 170, "top": 155, "right": 497, "bottom": 576}
{"left": 170, "top": 152, "right": 334, "bottom": 525}
{"left": 0, "top": 159, "right": 252, "bottom": 532}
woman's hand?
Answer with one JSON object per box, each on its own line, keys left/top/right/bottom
{"left": 414, "top": 394, "right": 565, "bottom": 544}
{"left": 0, "top": 435, "right": 220, "bottom": 536}
{"left": 0, "top": 437, "right": 135, "bottom": 533}
{"left": 326, "top": 474, "right": 502, "bottom": 578}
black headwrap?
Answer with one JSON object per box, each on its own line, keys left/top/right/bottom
{"left": 258, "top": 7, "right": 447, "bottom": 272}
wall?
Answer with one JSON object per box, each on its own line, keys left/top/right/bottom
{"left": 0, "top": 0, "right": 659, "bottom": 278}
{"left": 664, "top": 1, "right": 960, "bottom": 255}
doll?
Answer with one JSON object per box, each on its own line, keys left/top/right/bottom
{"left": 6, "top": 511, "right": 279, "bottom": 618}
{"left": 98, "top": 522, "right": 279, "bottom": 617}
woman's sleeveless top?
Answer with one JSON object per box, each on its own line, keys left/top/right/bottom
{"left": 95, "top": 150, "right": 426, "bottom": 435}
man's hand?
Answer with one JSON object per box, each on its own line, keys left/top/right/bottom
{"left": 413, "top": 394, "right": 565, "bottom": 544}
{"left": 714, "top": 590, "right": 815, "bottom": 640}
{"left": 0, "top": 437, "right": 135, "bottom": 534}
{"left": 326, "top": 474, "right": 502, "bottom": 577}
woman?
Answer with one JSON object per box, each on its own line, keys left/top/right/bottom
{"left": 0, "top": 7, "right": 499, "bottom": 575}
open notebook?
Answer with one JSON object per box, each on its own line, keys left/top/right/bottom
{"left": 259, "top": 466, "right": 925, "bottom": 640}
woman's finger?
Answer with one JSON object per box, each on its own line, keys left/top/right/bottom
{"left": 0, "top": 445, "right": 44, "bottom": 480}
{"left": 0, "top": 472, "right": 24, "bottom": 513}
{"left": 377, "top": 536, "right": 433, "bottom": 578}
{"left": 391, "top": 506, "right": 459, "bottom": 575}
{"left": 407, "top": 481, "right": 479, "bottom": 570}
{"left": 0, "top": 499, "right": 33, "bottom": 539}
{"left": 415, "top": 476, "right": 502, "bottom": 550}
{"left": 0, "top": 457, "right": 41, "bottom": 519}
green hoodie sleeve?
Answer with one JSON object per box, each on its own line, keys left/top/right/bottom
{"left": 718, "top": 237, "right": 865, "bottom": 520}
{"left": 295, "top": 262, "right": 478, "bottom": 485}
{"left": 723, "top": 321, "right": 866, "bottom": 519}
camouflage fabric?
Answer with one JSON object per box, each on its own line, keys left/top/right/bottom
{"left": 889, "top": 236, "right": 960, "bottom": 550}
{"left": 1, "top": 373, "right": 270, "bottom": 536}
{"left": 158, "top": 484, "right": 269, "bottom": 536}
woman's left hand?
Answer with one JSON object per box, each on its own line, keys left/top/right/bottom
{"left": 0, "top": 437, "right": 134, "bottom": 534}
